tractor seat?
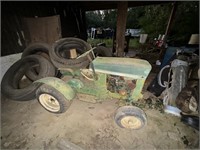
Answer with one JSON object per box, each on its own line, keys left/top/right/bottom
{"left": 90, "top": 57, "right": 152, "bottom": 79}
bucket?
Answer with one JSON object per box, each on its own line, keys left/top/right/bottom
{"left": 188, "top": 34, "right": 199, "bottom": 45}
{"left": 139, "top": 34, "right": 148, "bottom": 44}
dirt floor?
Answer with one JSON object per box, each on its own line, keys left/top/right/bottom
{"left": 1, "top": 72, "right": 199, "bottom": 150}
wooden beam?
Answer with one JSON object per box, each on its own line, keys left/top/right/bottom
{"left": 81, "top": 1, "right": 170, "bottom": 11}
{"left": 116, "top": 1, "right": 128, "bottom": 57}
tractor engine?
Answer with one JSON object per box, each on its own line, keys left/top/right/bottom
{"left": 107, "top": 75, "right": 136, "bottom": 96}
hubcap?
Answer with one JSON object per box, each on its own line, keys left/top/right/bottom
{"left": 121, "top": 116, "right": 142, "bottom": 129}
{"left": 39, "top": 94, "right": 60, "bottom": 112}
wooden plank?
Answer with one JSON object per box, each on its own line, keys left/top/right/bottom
{"left": 22, "top": 15, "right": 62, "bottom": 46}
{"left": 116, "top": 1, "right": 128, "bottom": 57}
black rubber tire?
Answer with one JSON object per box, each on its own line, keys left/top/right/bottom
{"left": 22, "top": 43, "right": 58, "bottom": 80}
{"left": 114, "top": 106, "right": 147, "bottom": 130}
{"left": 93, "top": 46, "right": 112, "bottom": 57}
{"left": 36, "top": 84, "right": 73, "bottom": 113}
{"left": 0, "top": 56, "right": 49, "bottom": 101}
{"left": 24, "top": 55, "right": 56, "bottom": 81}
{"left": 25, "top": 63, "right": 61, "bottom": 81}
{"left": 22, "top": 43, "right": 51, "bottom": 58}
{"left": 50, "top": 37, "right": 92, "bottom": 69}
{"left": 25, "top": 64, "right": 40, "bottom": 81}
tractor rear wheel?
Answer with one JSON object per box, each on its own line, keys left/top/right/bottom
{"left": 114, "top": 106, "right": 147, "bottom": 129}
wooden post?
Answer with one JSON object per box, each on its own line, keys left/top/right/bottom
{"left": 159, "top": 2, "right": 178, "bottom": 60}
{"left": 116, "top": 1, "right": 128, "bottom": 57}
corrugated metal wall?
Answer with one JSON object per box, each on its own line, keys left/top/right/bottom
{"left": 1, "top": 1, "right": 87, "bottom": 56}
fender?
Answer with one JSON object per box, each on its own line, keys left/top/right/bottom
{"left": 34, "top": 77, "right": 75, "bottom": 100}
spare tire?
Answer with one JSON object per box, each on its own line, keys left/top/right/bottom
{"left": 25, "top": 55, "right": 56, "bottom": 81}
{"left": 22, "top": 43, "right": 59, "bottom": 80}
{"left": 93, "top": 46, "right": 112, "bottom": 57}
{"left": 49, "top": 37, "right": 92, "bottom": 69}
{"left": 1, "top": 55, "right": 56, "bottom": 101}
{"left": 22, "top": 43, "right": 51, "bottom": 59}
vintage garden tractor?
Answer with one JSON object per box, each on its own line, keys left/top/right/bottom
{"left": 35, "top": 50, "right": 152, "bottom": 129}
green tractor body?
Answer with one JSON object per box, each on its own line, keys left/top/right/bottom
{"left": 62, "top": 56, "right": 152, "bottom": 103}
{"left": 35, "top": 55, "right": 152, "bottom": 129}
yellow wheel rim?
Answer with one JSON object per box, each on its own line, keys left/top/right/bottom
{"left": 39, "top": 94, "right": 60, "bottom": 112}
{"left": 120, "top": 116, "right": 142, "bottom": 129}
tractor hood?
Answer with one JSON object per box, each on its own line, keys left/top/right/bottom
{"left": 90, "top": 57, "right": 152, "bottom": 79}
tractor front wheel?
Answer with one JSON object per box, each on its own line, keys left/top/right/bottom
{"left": 36, "top": 84, "right": 73, "bottom": 113}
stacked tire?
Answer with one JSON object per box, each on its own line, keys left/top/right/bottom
{"left": 1, "top": 55, "right": 56, "bottom": 100}
{"left": 49, "top": 37, "right": 92, "bottom": 69}
{"left": 1, "top": 37, "right": 92, "bottom": 101}
{"left": 21, "top": 43, "right": 58, "bottom": 81}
